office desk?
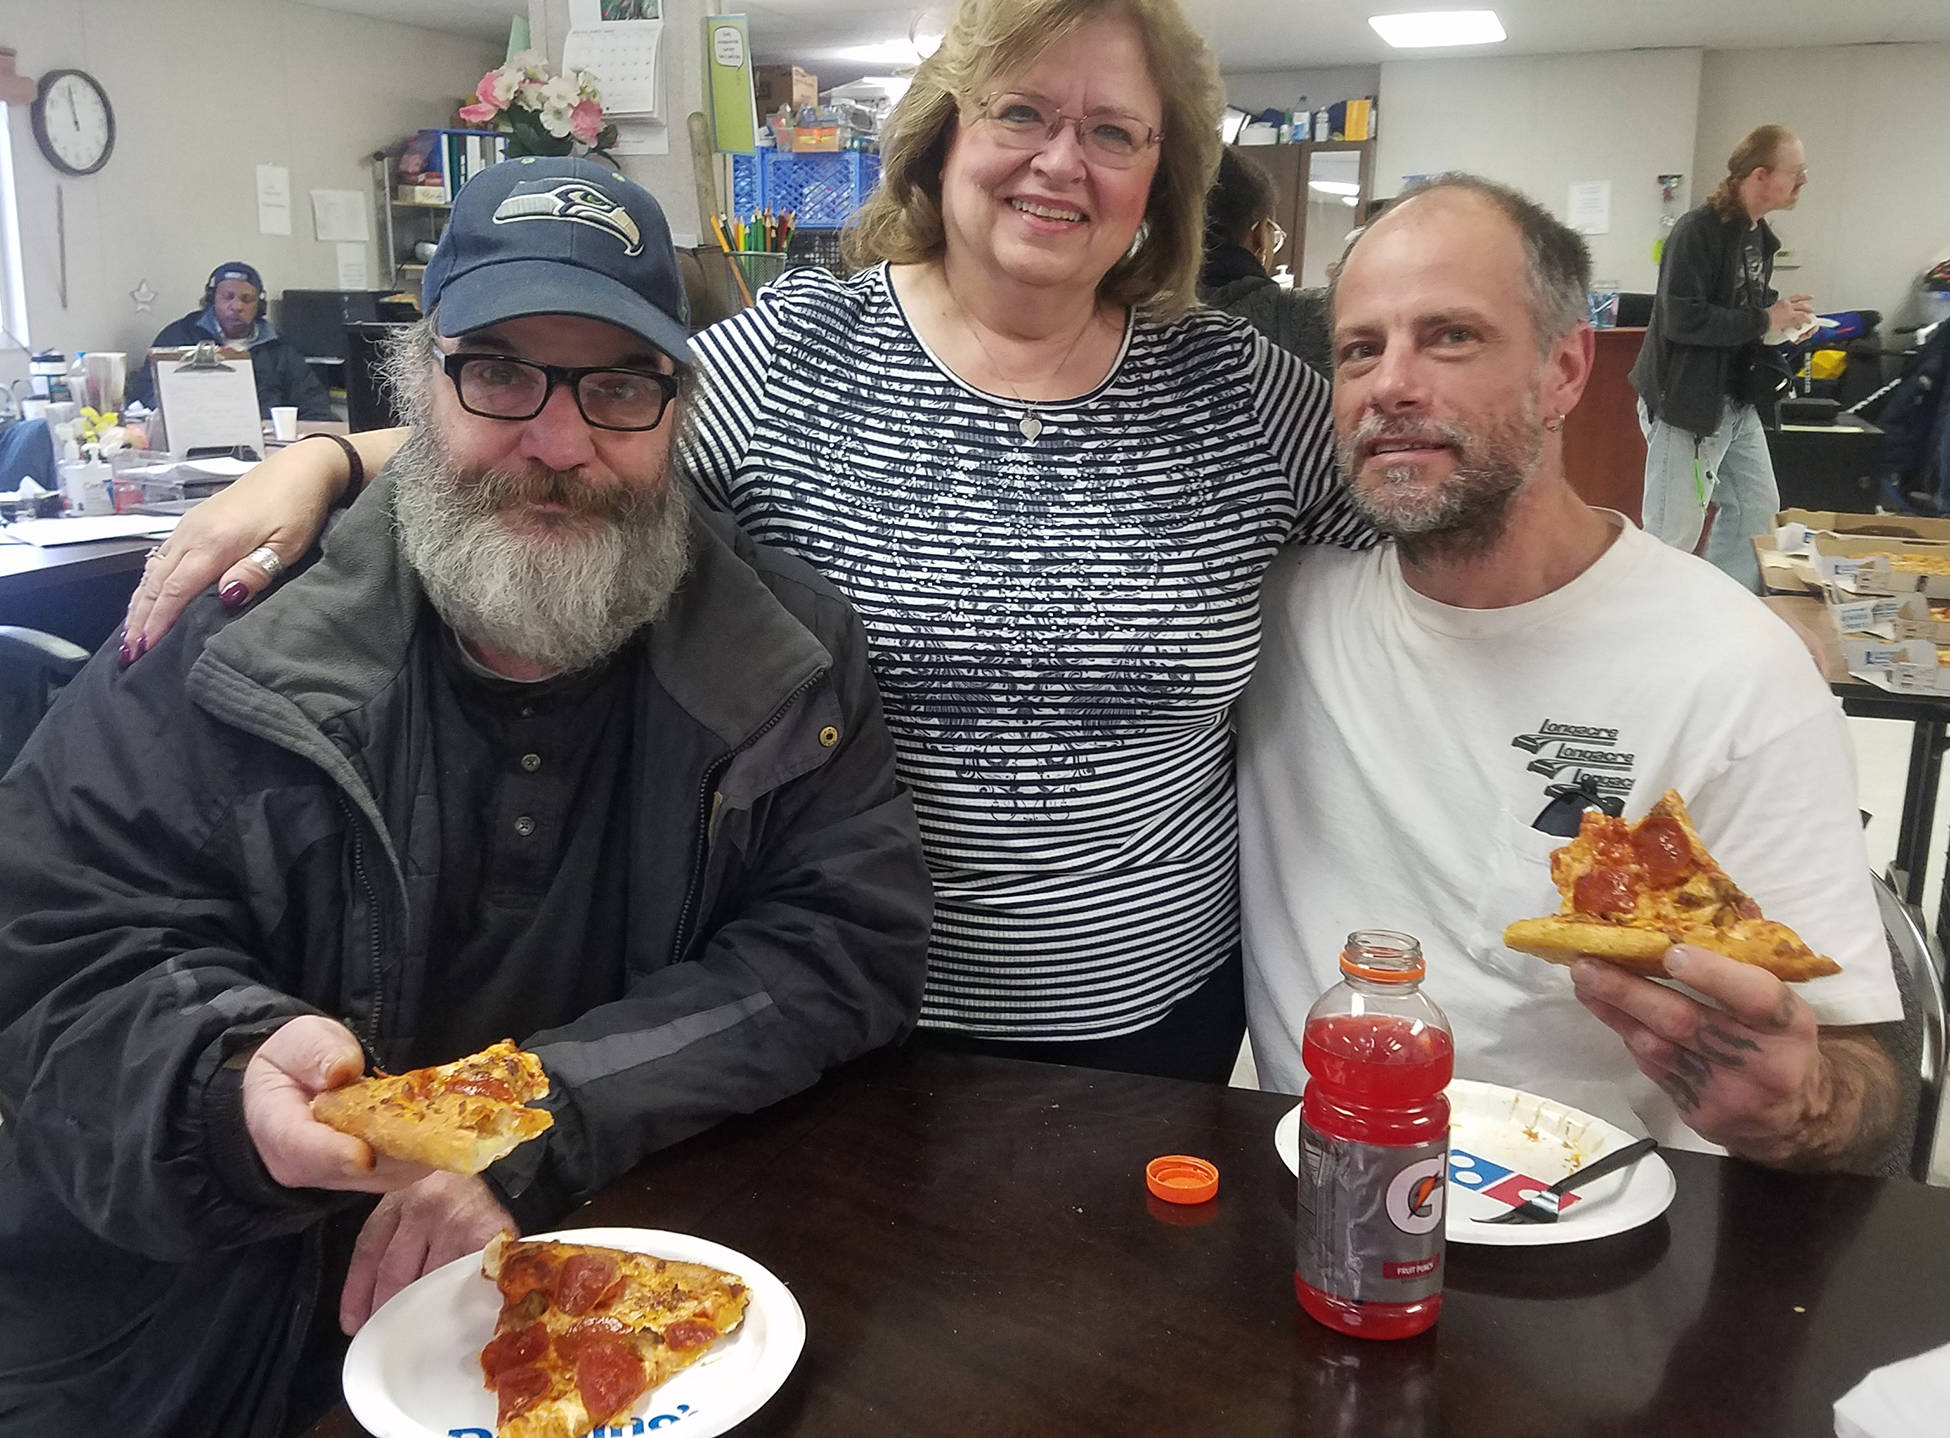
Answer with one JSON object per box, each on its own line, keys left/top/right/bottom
{"left": 0, "top": 533, "right": 152, "bottom": 651}
{"left": 304, "top": 1049, "right": 1950, "bottom": 1438}
{"left": 1768, "top": 593, "right": 1950, "bottom": 946}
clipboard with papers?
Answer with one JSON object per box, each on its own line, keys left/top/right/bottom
{"left": 150, "top": 342, "right": 263, "bottom": 459}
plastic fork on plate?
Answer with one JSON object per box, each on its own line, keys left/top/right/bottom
{"left": 1475, "top": 1136, "right": 1660, "bottom": 1224}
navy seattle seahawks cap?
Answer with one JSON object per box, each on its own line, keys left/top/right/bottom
{"left": 421, "top": 155, "right": 691, "bottom": 364}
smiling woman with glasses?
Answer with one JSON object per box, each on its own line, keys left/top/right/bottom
{"left": 122, "top": 0, "right": 1371, "bottom": 1089}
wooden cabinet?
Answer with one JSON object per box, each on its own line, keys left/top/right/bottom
{"left": 1226, "top": 141, "right": 1375, "bottom": 286}
{"left": 1562, "top": 327, "right": 1650, "bottom": 521}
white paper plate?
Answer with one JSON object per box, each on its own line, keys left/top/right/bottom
{"left": 342, "top": 1227, "right": 805, "bottom": 1438}
{"left": 1274, "top": 1078, "right": 1676, "bottom": 1247}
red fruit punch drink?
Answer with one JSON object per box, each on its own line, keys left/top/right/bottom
{"left": 1295, "top": 929, "right": 1454, "bottom": 1339}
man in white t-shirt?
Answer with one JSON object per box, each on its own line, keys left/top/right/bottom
{"left": 1238, "top": 174, "right": 1904, "bottom": 1169}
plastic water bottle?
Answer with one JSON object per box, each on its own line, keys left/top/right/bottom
{"left": 1295, "top": 929, "right": 1453, "bottom": 1340}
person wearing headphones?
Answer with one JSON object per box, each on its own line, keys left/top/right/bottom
{"left": 127, "top": 261, "right": 334, "bottom": 420}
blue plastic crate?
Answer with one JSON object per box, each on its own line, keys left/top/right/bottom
{"left": 730, "top": 150, "right": 881, "bottom": 228}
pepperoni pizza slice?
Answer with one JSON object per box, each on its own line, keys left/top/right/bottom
{"left": 479, "top": 1231, "right": 750, "bottom": 1438}
{"left": 310, "top": 1039, "right": 553, "bottom": 1174}
{"left": 1502, "top": 790, "right": 1842, "bottom": 982}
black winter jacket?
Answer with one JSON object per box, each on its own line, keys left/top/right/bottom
{"left": 0, "top": 475, "right": 931, "bottom": 1436}
{"left": 1630, "top": 203, "right": 1779, "bottom": 438}
{"left": 1198, "top": 245, "right": 1334, "bottom": 377}
{"left": 126, "top": 309, "right": 335, "bottom": 420}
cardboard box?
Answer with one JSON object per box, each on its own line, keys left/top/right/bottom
{"left": 779, "top": 124, "right": 840, "bottom": 153}
{"left": 1776, "top": 509, "right": 1950, "bottom": 543}
{"left": 754, "top": 64, "right": 817, "bottom": 119}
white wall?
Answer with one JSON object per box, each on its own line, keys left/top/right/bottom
{"left": 529, "top": 0, "right": 706, "bottom": 244}
{"left": 1, "top": 0, "right": 500, "bottom": 364}
{"left": 1223, "top": 65, "right": 1380, "bottom": 118}
{"left": 1695, "top": 43, "right": 1950, "bottom": 331}
{"left": 1375, "top": 49, "right": 1704, "bottom": 295}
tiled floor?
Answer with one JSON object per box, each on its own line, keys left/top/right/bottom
{"left": 1230, "top": 711, "right": 1950, "bottom": 1185}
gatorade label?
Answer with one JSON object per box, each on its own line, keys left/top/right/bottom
{"left": 1296, "top": 1123, "right": 1447, "bottom": 1303}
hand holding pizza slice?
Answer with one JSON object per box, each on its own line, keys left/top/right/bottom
{"left": 1503, "top": 790, "right": 1841, "bottom": 982}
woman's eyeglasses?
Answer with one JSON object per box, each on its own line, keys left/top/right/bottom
{"left": 973, "top": 92, "right": 1163, "bottom": 169}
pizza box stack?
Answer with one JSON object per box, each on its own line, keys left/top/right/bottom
{"left": 1771, "top": 509, "right": 1950, "bottom": 694}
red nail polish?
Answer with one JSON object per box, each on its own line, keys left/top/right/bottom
{"left": 134, "top": 634, "right": 149, "bottom": 658}
{"left": 117, "top": 642, "right": 133, "bottom": 669}
{"left": 220, "top": 582, "right": 249, "bottom": 607}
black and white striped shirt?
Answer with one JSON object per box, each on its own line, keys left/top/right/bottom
{"left": 683, "top": 263, "right": 1366, "bottom": 1040}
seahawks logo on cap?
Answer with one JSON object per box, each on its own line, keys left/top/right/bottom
{"left": 491, "top": 181, "right": 643, "bottom": 256}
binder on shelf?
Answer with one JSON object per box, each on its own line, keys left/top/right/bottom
{"left": 400, "top": 128, "right": 510, "bottom": 203}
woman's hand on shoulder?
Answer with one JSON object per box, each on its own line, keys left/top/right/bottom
{"left": 122, "top": 428, "right": 407, "bottom": 663}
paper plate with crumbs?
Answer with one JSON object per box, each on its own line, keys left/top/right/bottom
{"left": 1275, "top": 1078, "right": 1676, "bottom": 1247}
{"left": 343, "top": 1227, "right": 805, "bottom": 1437}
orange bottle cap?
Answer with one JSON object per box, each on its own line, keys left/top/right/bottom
{"left": 1146, "top": 1154, "right": 1219, "bottom": 1205}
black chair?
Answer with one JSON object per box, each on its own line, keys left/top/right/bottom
{"left": 0, "top": 625, "right": 89, "bottom": 774}
{"left": 1871, "top": 871, "right": 1946, "bottom": 1181}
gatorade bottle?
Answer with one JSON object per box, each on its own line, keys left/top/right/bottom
{"left": 1295, "top": 929, "right": 1453, "bottom": 1339}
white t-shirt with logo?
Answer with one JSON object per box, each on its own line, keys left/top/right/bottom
{"left": 1238, "top": 515, "right": 1902, "bottom": 1150}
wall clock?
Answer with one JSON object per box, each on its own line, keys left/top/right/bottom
{"left": 32, "top": 68, "right": 115, "bottom": 177}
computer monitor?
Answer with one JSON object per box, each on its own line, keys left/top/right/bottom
{"left": 344, "top": 322, "right": 414, "bottom": 432}
{"left": 276, "top": 290, "right": 385, "bottom": 363}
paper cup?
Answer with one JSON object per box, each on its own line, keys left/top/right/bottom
{"left": 270, "top": 406, "right": 299, "bottom": 441}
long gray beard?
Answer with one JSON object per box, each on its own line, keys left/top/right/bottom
{"left": 1338, "top": 405, "right": 1543, "bottom": 567}
{"left": 390, "top": 425, "right": 692, "bottom": 676}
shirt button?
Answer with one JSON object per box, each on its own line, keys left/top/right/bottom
{"left": 513, "top": 815, "right": 536, "bottom": 838}
{"left": 520, "top": 752, "right": 542, "bottom": 773}
{"left": 818, "top": 725, "right": 840, "bottom": 748}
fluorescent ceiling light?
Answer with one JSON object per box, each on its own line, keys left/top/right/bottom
{"left": 1342, "top": 196, "right": 1360, "bottom": 207}
{"left": 1309, "top": 179, "right": 1361, "bottom": 196}
{"left": 827, "top": 40, "right": 923, "bottom": 65}
{"left": 1368, "top": 10, "right": 1506, "bottom": 48}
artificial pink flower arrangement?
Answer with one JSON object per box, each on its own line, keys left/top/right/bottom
{"left": 458, "top": 51, "right": 617, "bottom": 159}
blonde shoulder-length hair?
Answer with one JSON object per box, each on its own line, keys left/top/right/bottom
{"left": 844, "top": 0, "right": 1224, "bottom": 320}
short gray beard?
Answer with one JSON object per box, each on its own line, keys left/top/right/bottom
{"left": 390, "top": 423, "right": 692, "bottom": 675}
{"left": 1336, "top": 401, "right": 1544, "bottom": 567}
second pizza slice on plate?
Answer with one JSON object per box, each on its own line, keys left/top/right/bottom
{"left": 478, "top": 1231, "right": 751, "bottom": 1438}
{"left": 1502, "top": 789, "right": 1841, "bottom": 982}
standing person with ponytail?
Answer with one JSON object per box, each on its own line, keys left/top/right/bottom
{"left": 1631, "top": 125, "right": 1814, "bottom": 592}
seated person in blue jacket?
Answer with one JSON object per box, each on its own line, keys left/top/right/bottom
{"left": 0, "top": 158, "right": 931, "bottom": 1437}
{"left": 126, "top": 259, "right": 335, "bottom": 420}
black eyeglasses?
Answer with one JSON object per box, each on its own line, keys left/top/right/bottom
{"left": 440, "top": 352, "right": 682, "bottom": 431}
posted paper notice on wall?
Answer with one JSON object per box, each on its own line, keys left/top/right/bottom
{"left": 310, "top": 189, "right": 370, "bottom": 243}
{"left": 1568, "top": 181, "right": 1611, "bottom": 236}
{"left": 335, "top": 243, "right": 369, "bottom": 290}
{"left": 256, "top": 164, "right": 291, "bottom": 236}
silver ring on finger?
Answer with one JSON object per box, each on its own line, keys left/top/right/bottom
{"left": 144, "top": 546, "right": 166, "bottom": 563}
{"left": 245, "top": 545, "right": 286, "bottom": 581}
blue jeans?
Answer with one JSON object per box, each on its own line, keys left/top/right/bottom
{"left": 1638, "top": 398, "right": 1779, "bottom": 593}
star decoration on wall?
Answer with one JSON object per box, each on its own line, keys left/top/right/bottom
{"left": 130, "top": 278, "right": 157, "bottom": 314}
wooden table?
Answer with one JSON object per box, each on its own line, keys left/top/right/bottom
{"left": 304, "top": 1049, "right": 1950, "bottom": 1438}
{"left": 0, "top": 532, "right": 155, "bottom": 651}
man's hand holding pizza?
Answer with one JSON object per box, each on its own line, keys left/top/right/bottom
{"left": 1572, "top": 944, "right": 1900, "bottom": 1171}
{"left": 241, "top": 1016, "right": 437, "bottom": 1193}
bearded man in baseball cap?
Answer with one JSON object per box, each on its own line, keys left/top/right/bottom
{"left": 0, "top": 156, "right": 929, "bottom": 1435}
